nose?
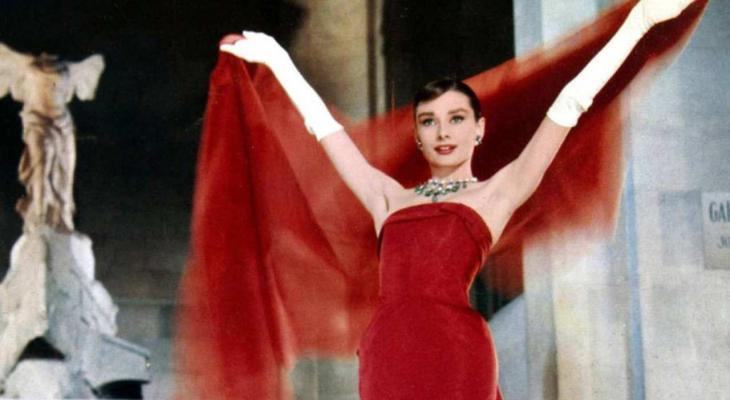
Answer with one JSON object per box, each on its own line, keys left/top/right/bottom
{"left": 436, "top": 124, "right": 451, "bottom": 140}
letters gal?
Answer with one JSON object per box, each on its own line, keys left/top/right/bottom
{"left": 702, "top": 192, "right": 730, "bottom": 270}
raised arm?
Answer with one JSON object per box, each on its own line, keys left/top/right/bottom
{"left": 220, "top": 32, "right": 401, "bottom": 217}
{"left": 483, "top": 0, "right": 695, "bottom": 240}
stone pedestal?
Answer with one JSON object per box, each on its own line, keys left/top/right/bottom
{"left": 0, "top": 228, "right": 150, "bottom": 398}
{"left": 4, "top": 360, "right": 93, "bottom": 399}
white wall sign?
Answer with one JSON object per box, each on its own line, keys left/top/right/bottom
{"left": 702, "top": 192, "right": 730, "bottom": 270}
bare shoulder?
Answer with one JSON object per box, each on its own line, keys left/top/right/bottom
{"left": 374, "top": 185, "right": 418, "bottom": 231}
{"left": 466, "top": 176, "right": 515, "bottom": 244}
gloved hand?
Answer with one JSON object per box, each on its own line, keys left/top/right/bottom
{"left": 639, "top": 0, "right": 695, "bottom": 30}
{"left": 220, "top": 31, "right": 289, "bottom": 66}
{"left": 220, "top": 31, "right": 343, "bottom": 141}
{"left": 547, "top": 0, "right": 696, "bottom": 127}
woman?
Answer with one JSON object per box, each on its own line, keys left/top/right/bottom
{"left": 218, "top": 0, "right": 695, "bottom": 398}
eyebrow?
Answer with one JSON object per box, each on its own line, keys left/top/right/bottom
{"left": 416, "top": 108, "right": 469, "bottom": 119}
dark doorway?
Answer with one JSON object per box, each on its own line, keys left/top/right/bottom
{"left": 383, "top": 0, "right": 515, "bottom": 108}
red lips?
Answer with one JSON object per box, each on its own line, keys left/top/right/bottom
{"left": 434, "top": 145, "right": 456, "bottom": 155}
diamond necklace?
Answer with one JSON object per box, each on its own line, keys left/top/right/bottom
{"left": 414, "top": 177, "right": 478, "bottom": 202}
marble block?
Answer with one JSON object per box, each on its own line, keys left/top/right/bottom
{"left": 0, "top": 228, "right": 150, "bottom": 396}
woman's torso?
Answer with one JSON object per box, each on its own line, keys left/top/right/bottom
{"left": 358, "top": 201, "right": 501, "bottom": 399}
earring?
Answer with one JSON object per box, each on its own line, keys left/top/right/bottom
{"left": 475, "top": 136, "right": 482, "bottom": 145}
{"left": 416, "top": 139, "right": 423, "bottom": 149}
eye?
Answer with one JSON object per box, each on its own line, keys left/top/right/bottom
{"left": 419, "top": 118, "right": 435, "bottom": 127}
{"left": 450, "top": 115, "right": 465, "bottom": 124}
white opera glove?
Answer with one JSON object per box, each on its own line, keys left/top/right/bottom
{"left": 547, "top": 0, "right": 695, "bottom": 127}
{"left": 640, "top": 0, "right": 695, "bottom": 27}
{"left": 220, "top": 31, "right": 343, "bottom": 141}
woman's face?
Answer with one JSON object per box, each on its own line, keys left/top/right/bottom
{"left": 414, "top": 90, "right": 485, "bottom": 171}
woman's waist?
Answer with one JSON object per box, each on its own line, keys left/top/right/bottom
{"left": 377, "top": 293, "right": 473, "bottom": 311}
{"left": 361, "top": 298, "right": 491, "bottom": 346}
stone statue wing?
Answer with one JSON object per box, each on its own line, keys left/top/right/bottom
{"left": 0, "top": 42, "right": 33, "bottom": 100}
{"left": 67, "top": 54, "right": 105, "bottom": 101}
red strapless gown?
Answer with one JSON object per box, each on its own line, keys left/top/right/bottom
{"left": 358, "top": 202, "right": 502, "bottom": 399}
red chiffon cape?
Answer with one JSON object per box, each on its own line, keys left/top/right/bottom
{"left": 175, "top": 1, "right": 707, "bottom": 398}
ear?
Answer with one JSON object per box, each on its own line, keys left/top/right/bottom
{"left": 0, "top": 42, "right": 33, "bottom": 101}
{"left": 476, "top": 116, "right": 486, "bottom": 137}
{"left": 68, "top": 54, "right": 105, "bottom": 101}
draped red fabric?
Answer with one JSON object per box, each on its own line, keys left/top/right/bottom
{"left": 174, "top": 1, "right": 707, "bottom": 398}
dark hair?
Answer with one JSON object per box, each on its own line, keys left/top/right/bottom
{"left": 413, "top": 78, "right": 482, "bottom": 120}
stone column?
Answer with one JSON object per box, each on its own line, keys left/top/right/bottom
{"left": 289, "top": 0, "right": 376, "bottom": 121}
{"left": 287, "top": 1, "right": 376, "bottom": 398}
{"left": 510, "top": 1, "right": 636, "bottom": 400}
